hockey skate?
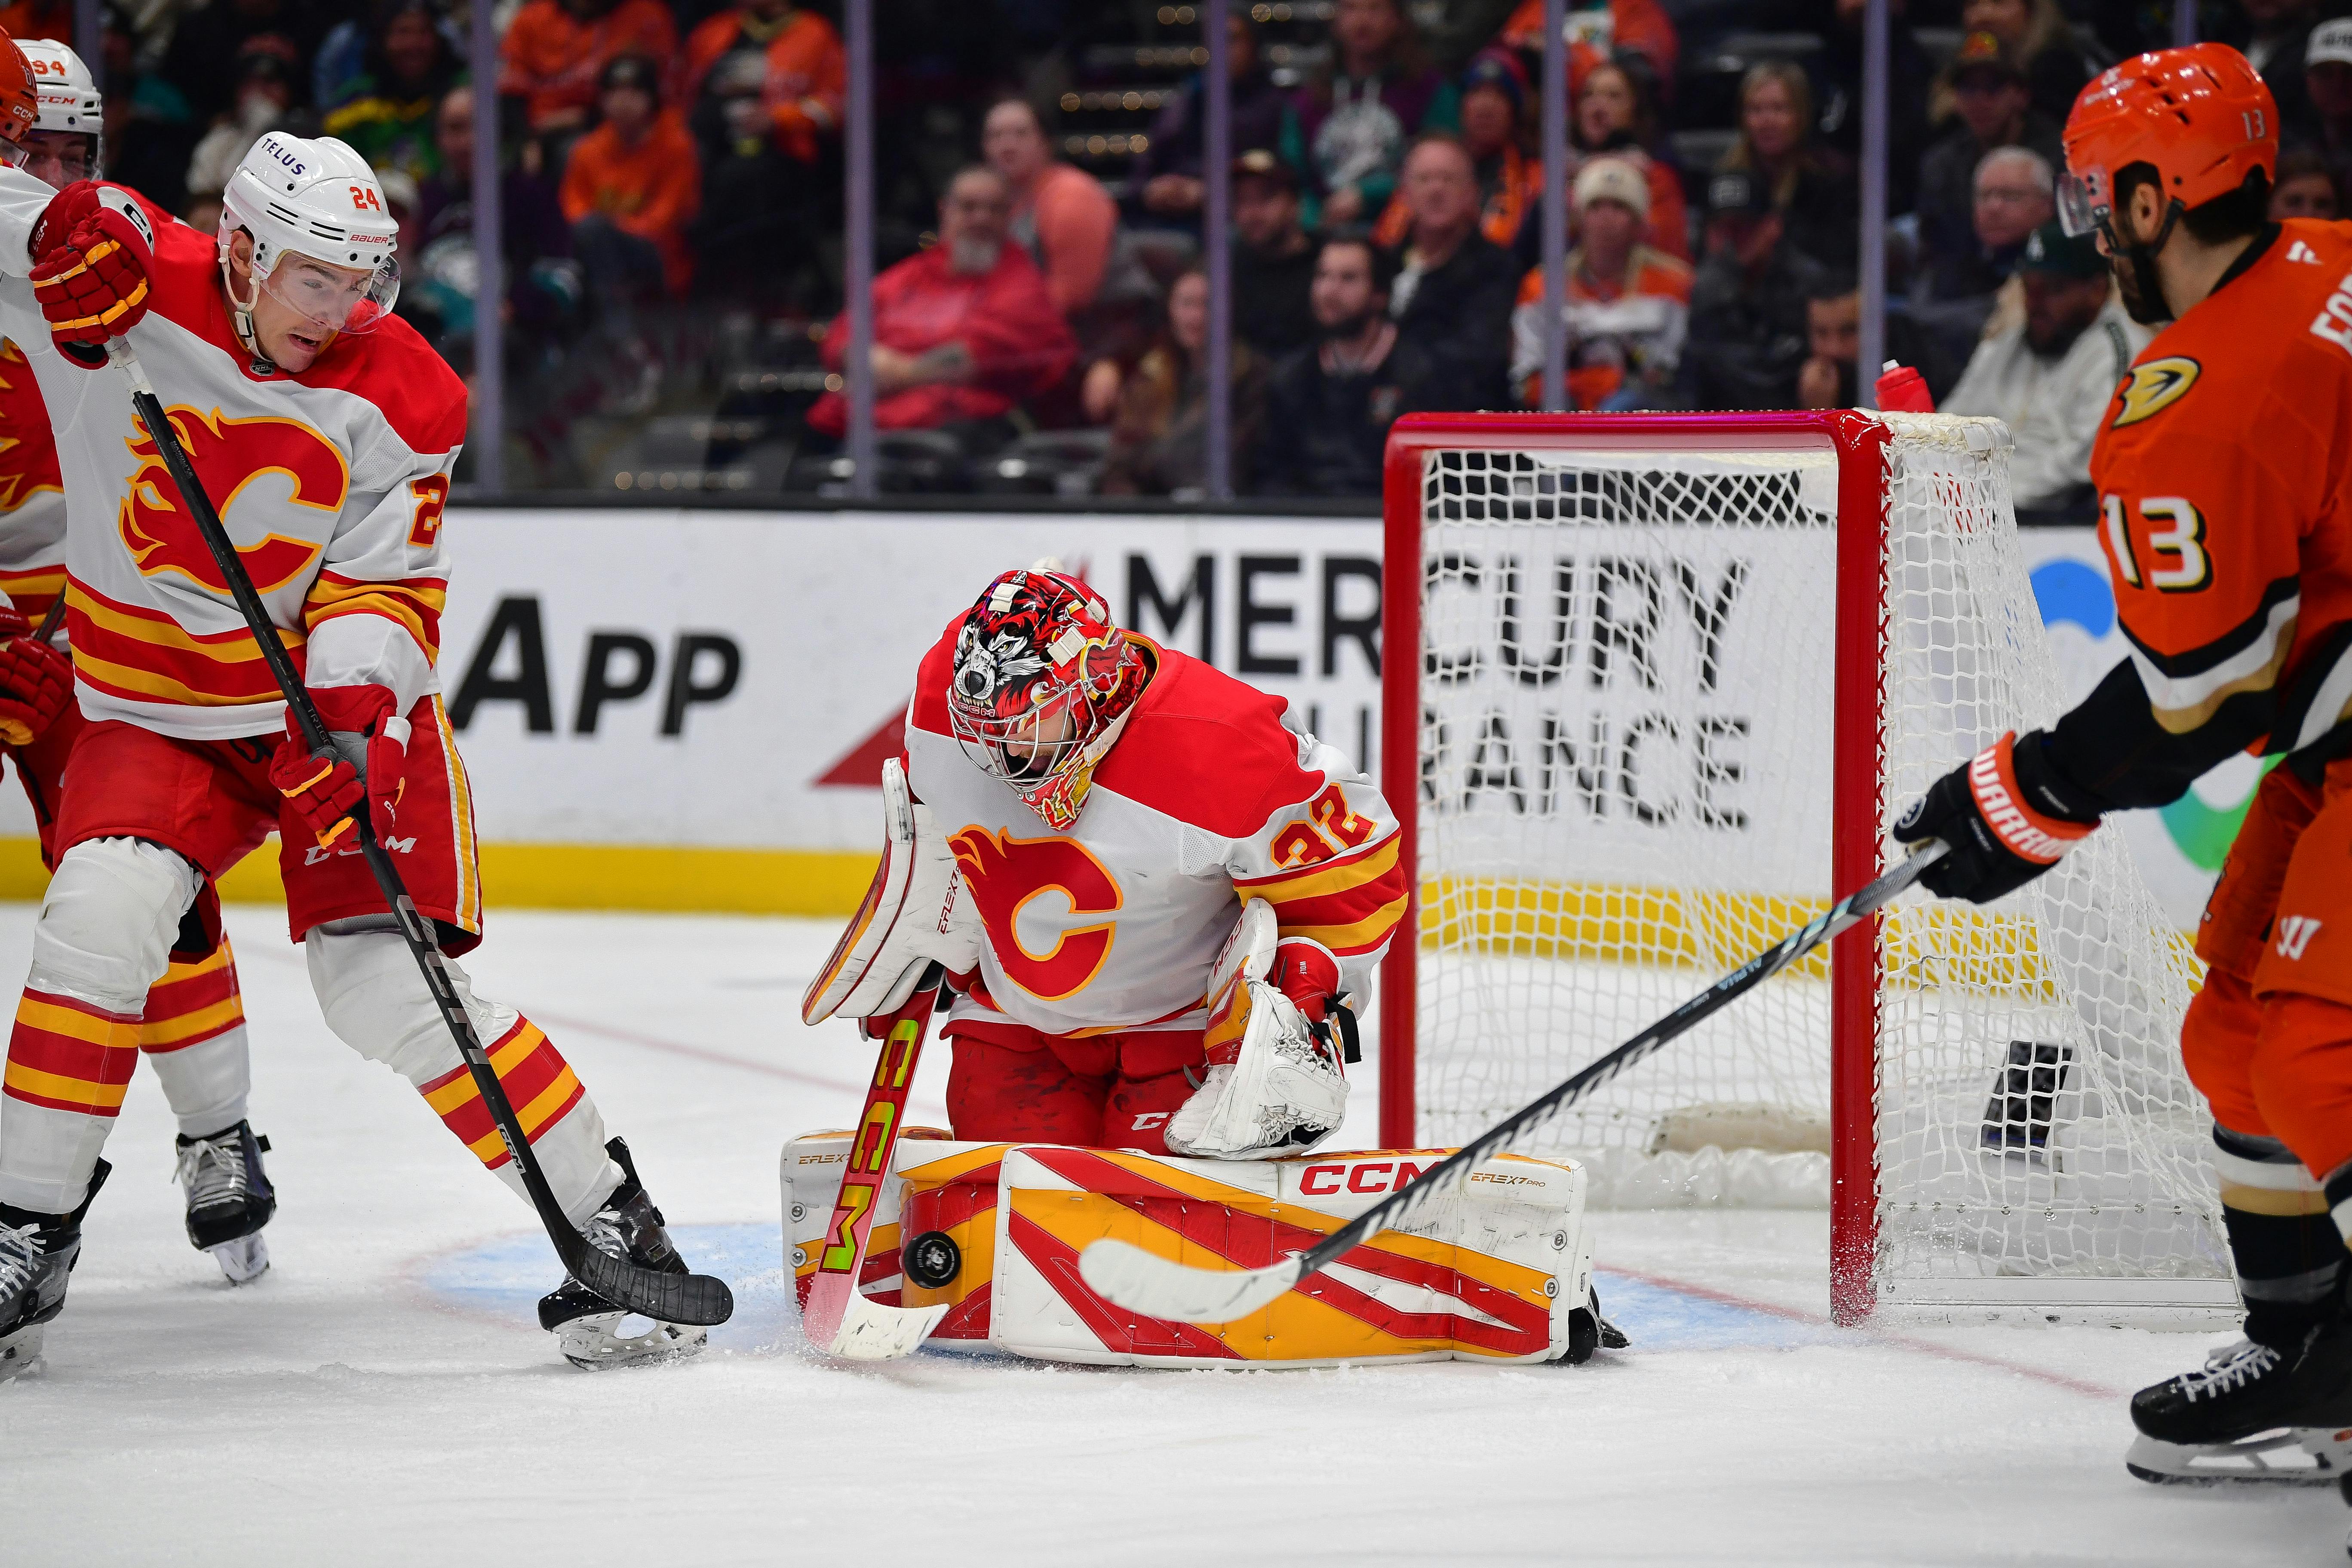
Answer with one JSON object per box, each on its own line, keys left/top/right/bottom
{"left": 2125, "top": 1331, "right": 2352, "bottom": 1485}
{"left": 174, "top": 1121, "right": 275, "bottom": 1284}
{"left": 0, "top": 1160, "right": 110, "bottom": 1381}
{"left": 537, "top": 1139, "right": 709, "bottom": 1370}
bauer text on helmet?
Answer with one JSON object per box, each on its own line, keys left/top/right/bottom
{"left": 218, "top": 132, "right": 400, "bottom": 349}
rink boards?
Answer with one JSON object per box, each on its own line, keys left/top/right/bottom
{"left": 0, "top": 508, "right": 2218, "bottom": 925}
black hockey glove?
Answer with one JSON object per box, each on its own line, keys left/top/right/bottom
{"left": 1893, "top": 730, "right": 2101, "bottom": 905}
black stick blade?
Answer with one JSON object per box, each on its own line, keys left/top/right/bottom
{"left": 571, "top": 1244, "right": 736, "bottom": 1327}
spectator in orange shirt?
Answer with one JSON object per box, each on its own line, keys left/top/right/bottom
{"left": 1373, "top": 50, "right": 1541, "bottom": 255}
{"left": 500, "top": 0, "right": 676, "bottom": 135}
{"left": 682, "top": 0, "right": 843, "bottom": 165}
{"left": 807, "top": 166, "right": 1078, "bottom": 446}
{"left": 982, "top": 97, "right": 1120, "bottom": 319}
{"left": 1510, "top": 157, "right": 1691, "bottom": 409}
{"left": 561, "top": 54, "right": 699, "bottom": 362}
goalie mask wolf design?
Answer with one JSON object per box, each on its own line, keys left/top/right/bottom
{"left": 945, "top": 569, "right": 1148, "bottom": 830}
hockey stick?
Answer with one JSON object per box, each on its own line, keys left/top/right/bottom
{"left": 104, "top": 341, "right": 731, "bottom": 1329}
{"left": 1078, "top": 841, "right": 1950, "bottom": 1324}
{"left": 30, "top": 592, "right": 63, "bottom": 644}
{"left": 801, "top": 962, "right": 952, "bottom": 1359}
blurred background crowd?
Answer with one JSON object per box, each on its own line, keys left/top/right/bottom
{"left": 51, "top": 0, "right": 2351, "bottom": 506}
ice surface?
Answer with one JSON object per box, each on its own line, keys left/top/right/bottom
{"left": 3, "top": 906, "right": 2343, "bottom": 1565}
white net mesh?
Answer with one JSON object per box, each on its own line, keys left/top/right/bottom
{"left": 1409, "top": 417, "right": 2229, "bottom": 1310}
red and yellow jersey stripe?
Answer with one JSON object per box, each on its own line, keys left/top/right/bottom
{"left": 3, "top": 988, "right": 142, "bottom": 1117}
{"left": 418, "top": 1019, "right": 584, "bottom": 1169}
{"left": 304, "top": 571, "right": 446, "bottom": 666}
{"left": 1235, "top": 829, "right": 1409, "bottom": 958}
{"left": 136, "top": 943, "right": 247, "bottom": 1055}
{"left": 65, "top": 577, "right": 307, "bottom": 709}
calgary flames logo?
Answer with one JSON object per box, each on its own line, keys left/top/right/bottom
{"left": 120, "top": 407, "right": 347, "bottom": 594}
{"left": 947, "top": 827, "right": 1121, "bottom": 1001}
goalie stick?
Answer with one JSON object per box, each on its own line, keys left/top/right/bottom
{"left": 105, "top": 341, "right": 732, "bottom": 1331}
{"left": 1078, "top": 841, "right": 1950, "bottom": 1325}
{"left": 801, "top": 963, "right": 952, "bottom": 1359}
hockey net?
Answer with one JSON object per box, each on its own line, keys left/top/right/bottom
{"left": 1379, "top": 411, "right": 2231, "bottom": 1323}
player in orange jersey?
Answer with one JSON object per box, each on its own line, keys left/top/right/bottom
{"left": 1894, "top": 43, "right": 2352, "bottom": 1482}
{"left": 0, "top": 37, "right": 279, "bottom": 1289}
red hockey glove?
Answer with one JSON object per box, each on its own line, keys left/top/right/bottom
{"left": 1269, "top": 936, "right": 1343, "bottom": 1024}
{"left": 1269, "top": 935, "right": 1358, "bottom": 1065}
{"left": 0, "top": 605, "right": 70, "bottom": 746}
{"left": 29, "top": 182, "right": 154, "bottom": 360}
{"left": 267, "top": 685, "right": 407, "bottom": 848}
{"left": 1893, "top": 730, "right": 2098, "bottom": 905}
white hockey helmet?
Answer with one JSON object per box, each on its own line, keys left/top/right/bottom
{"left": 218, "top": 131, "right": 400, "bottom": 345}
{"left": 18, "top": 40, "right": 100, "bottom": 176}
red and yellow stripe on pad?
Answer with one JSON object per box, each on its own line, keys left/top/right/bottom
{"left": 3, "top": 988, "right": 141, "bottom": 1115}
{"left": 418, "top": 1019, "right": 583, "bottom": 1169}
{"left": 136, "top": 943, "right": 246, "bottom": 1054}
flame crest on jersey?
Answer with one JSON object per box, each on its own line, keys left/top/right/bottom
{"left": 119, "top": 406, "right": 346, "bottom": 594}
{"left": 2111, "top": 356, "right": 2201, "bottom": 428}
{"left": 947, "top": 825, "right": 1122, "bottom": 1000}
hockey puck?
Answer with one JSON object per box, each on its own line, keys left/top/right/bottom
{"left": 903, "top": 1230, "right": 961, "bottom": 1290}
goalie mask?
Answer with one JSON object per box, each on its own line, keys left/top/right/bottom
{"left": 946, "top": 569, "right": 1148, "bottom": 831}
{"left": 218, "top": 131, "right": 400, "bottom": 352}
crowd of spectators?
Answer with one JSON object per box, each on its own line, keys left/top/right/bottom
{"left": 57, "top": 0, "right": 2352, "bottom": 498}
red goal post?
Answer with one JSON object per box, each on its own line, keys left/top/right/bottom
{"left": 1375, "top": 411, "right": 2230, "bottom": 1325}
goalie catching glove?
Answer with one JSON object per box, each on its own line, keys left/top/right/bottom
{"left": 0, "top": 605, "right": 70, "bottom": 747}
{"left": 1166, "top": 900, "right": 1353, "bottom": 1159}
{"left": 802, "top": 756, "right": 982, "bottom": 1023}
{"left": 1894, "top": 729, "right": 2098, "bottom": 904}
{"left": 267, "top": 685, "right": 410, "bottom": 848}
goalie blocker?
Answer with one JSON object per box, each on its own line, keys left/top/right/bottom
{"left": 780, "top": 1130, "right": 1609, "bottom": 1368}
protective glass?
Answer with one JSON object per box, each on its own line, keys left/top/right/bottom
{"left": 2056, "top": 167, "right": 2107, "bottom": 239}
{"left": 262, "top": 251, "right": 402, "bottom": 335}
{"left": 0, "top": 138, "right": 27, "bottom": 171}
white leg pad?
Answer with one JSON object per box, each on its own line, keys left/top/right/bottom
{"left": 27, "top": 836, "right": 200, "bottom": 1013}
{"left": 0, "top": 838, "right": 200, "bottom": 1212}
{"left": 143, "top": 1028, "right": 252, "bottom": 1138}
{"left": 305, "top": 927, "right": 618, "bottom": 1224}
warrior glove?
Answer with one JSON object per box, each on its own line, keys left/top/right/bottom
{"left": 267, "top": 685, "right": 409, "bottom": 848}
{"left": 0, "top": 607, "right": 71, "bottom": 746}
{"left": 1894, "top": 730, "right": 2099, "bottom": 905}
{"left": 29, "top": 182, "right": 154, "bottom": 364}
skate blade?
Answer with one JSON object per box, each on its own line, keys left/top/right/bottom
{"left": 0, "top": 1321, "right": 43, "bottom": 1382}
{"left": 554, "top": 1309, "right": 709, "bottom": 1371}
{"left": 2125, "top": 1429, "right": 2346, "bottom": 1485}
{"left": 208, "top": 1232, "right": 268, "bottom": 1285}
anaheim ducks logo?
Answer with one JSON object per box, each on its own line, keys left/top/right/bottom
{"left": 2110, "top": 356, "right": 2200, "bottom": 428}
{"left": 947, "top": 826, "right": 1121, "bottom": 1001}
{"left": 119, "top": 407, "right": 346, "bottom": 594}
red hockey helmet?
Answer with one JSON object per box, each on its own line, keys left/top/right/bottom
{"left": 0, "top": 30, "right": 39, "bottom": 163}
{"left": 946, "top": 568, "right": 1148, "bottom": 830}
{"left": 2058, "top": 43, "right": 2276, "bottom": 239}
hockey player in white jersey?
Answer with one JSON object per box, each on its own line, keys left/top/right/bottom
{"left": 0, "top": 128, "right": 719, "bottom": 1374}
{"left": 807, "top": 567, "right": 1407, "bottom": 1159}
{"left": 0, "top": 37, "right": 281, "bottom": 1288}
